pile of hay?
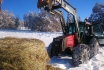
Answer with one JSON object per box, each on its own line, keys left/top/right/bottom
{"left": 47, "top": 65, "right": 61, "bottom": 70}
{"left": 0, "top": 37, "right": 49, "bottom": 70}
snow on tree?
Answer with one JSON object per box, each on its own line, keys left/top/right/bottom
{"left": 0, "top": 10, "right": 23, "bottom": 29}
{"left": 89, "top": 2, "right": 104, "bottom": 24}
{"left": 0, "top": 10, "right": 15, "bottom": 29}
{"left": 15, "top": 15, "right": 20, "bottom": 29}
{"left": 67, "top": 13, "right": 74, "bottom": 23}
{"left": 93, "top": 3, "right": 104, "bottom": 13}
{"left": 23, "top": 10, "right": 62, "bottom": 32}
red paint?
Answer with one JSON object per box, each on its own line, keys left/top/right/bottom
{"left": 37, "top": 0, "right": 43, "bottom": 8}
{"left": 39, "top": 0, "right": 43, "bottom": 2}
{"left": 66, "top": 35, "right": 74, "bottom": 47}
{"left": 66, "top": 34, "right": 77, "bottom": 48}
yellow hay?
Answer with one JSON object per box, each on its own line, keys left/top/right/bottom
{"left": 0, "top": 37, "right": 50, "bottom": 70}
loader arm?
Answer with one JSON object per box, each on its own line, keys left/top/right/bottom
{"left": 37, "top": 0, "right": 80, "bottom": 43}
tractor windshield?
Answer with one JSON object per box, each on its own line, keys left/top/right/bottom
{"left": 68, "top": 23, "right": 75, "bottom": 34}
{"left": 93, "top": 24, "right": 104, "bottom": 37}
{"left": 68, "top": 22, "right": 85, "bottom": 34}
{"left": 93, "top": 23, "right": 104, "bottom": 46}
{"left": 78, "top": 22, "right": 85, "bottom": 32}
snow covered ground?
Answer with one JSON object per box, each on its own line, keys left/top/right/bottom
{"left": 0, "top": 30, "right": 104, "bottom": 70}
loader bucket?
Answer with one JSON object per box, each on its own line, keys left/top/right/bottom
{"left": 37, "top": 0, "right": 47, "bottom": 9}
{"left": 37, "top": 0, "right": 53, "bottom": 10}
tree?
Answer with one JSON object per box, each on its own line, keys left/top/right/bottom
{"left": 23, "top": 14, "right": 29, "bottom": 27}
{"left": 89, "top": 2, "right": 104, "bottom": 25}
{"left": 23, "top": 10, "right": 62, "bottom": 32}
{"left": 15, "top": 15, "right": 20, "bottom": 29}
{"left": 0, "top": 10, "right": 15, "bottom": 29}
{"left": 67, "top": 13, "right": 74, "bottom": 23}
{"left": 78, "top": 16, "right": 82, "bottom": 22}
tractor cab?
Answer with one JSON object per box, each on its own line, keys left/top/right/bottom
{"left": 93, "top": 23, "right": 104, "bottom": 46}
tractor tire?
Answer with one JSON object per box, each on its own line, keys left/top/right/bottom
{"left": 72, "top": 44, "right": 90, "bottom": 66}
{"left": 47, "top": 42, "right": 61, "bottom": 58}
{"left": 89, "top": 38, "right": 99, "bottom": 58}
{"left": 47, "top": 43, "right": 53, "bottom": 58}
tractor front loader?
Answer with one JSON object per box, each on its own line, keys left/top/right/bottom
{"left": 37, "top": 0, "right": 104, "bottom": 66}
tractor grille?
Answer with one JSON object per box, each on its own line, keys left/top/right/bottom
{"left": 52, "top": 38, "right": 63, "bottom": 51}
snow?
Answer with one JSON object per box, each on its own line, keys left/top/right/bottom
{"left": 0, "top": 30, "right": 104, "bottom": 70}
{"left": 101, "top": 8, "right": 104, "bottom": 11}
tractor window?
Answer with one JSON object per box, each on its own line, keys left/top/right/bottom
{"left": 68, "top": 23, "right": 75, "bottom": 34}
{"left": 93, "top": 24, "right": 103, "bottom": 34}
{"left": 68, "top": 22, "right": 84, "bottom": 34}
{"left": 93, "top": 24, "right": 104, "bottom": 46}
{"left": 67, "top": 14, "right": 75, "bottom": 34}
{"left": 78, "top": 22, "right": 85, "bottom": 32}
{"left": 79, "top": 24, "right": 84, "bottom": 32}
{"left": 93, "top": 24, "right": 104, "bottom": 38}
{"left": 79, "top": 27, "right": 84, "bottom": 32}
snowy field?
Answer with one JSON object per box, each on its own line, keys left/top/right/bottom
{"left": 0, "top": 30, "right": 104, "bottom": 70}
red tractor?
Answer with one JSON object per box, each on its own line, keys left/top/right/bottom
{"left": 37, "top": 0, "right": 104, "bottom": 66}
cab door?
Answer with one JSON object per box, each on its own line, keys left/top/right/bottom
{"left": 93, "top": 24, "right": 104, "bottom": 46}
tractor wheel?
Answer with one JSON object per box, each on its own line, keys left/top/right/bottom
{"left": 47, "top": 42, "right": 61, "bottom": 58}
{"left": 89, "top": 38, "right": 99, "bottom": 58}
{"left": 72, "top": 44, "right": 90, "bottom": 66}
{"left": 47, "top": 43, "right": 53, "bottom": 58}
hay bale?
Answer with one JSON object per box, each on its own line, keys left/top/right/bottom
{"left": 0, "top": 37, "right": 50, "bottom": 70}
{"left": 47, "top": 65, "right": 62, "bottom": 70}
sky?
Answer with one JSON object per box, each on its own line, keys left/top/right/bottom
{"left": 1, "top": 0, "right": 104, "bottom": 20}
